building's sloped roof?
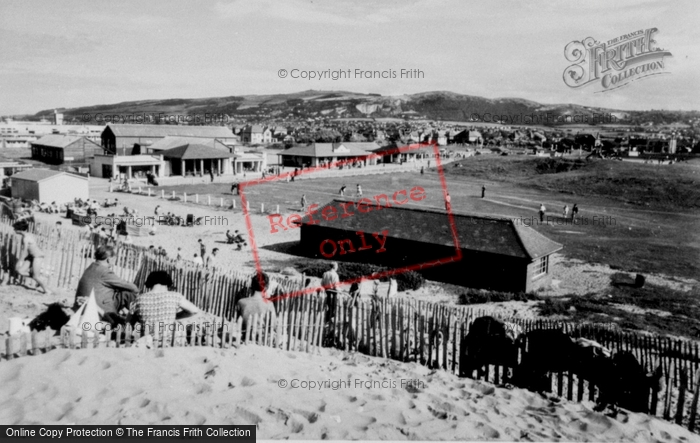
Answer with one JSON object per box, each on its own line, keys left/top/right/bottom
{"left": 32, "top": 134, "right": 84, "bottom": 148}
{"left": 148, "top": 136, "right": 230, "bottom": 152}
{"left": 281, "top": 142, "right": 378, "bottom": 158}
{"left": 11, "top": 169, "right": 86, "bottom": 182}
{"left": 243, "top": 125, "right": 264, "bottom": 133}
{"left": 299, "top": 199, "right": 562, "bottom": 260}
{"left": 106, "top": 124, "right": 233, "bottom": 139}
{"left": 160, "top": 144, "right": 233, "bottom": 160}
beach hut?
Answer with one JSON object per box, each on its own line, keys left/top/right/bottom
{"left": 10, "top": 169, "right": 88, "bottom": 204}
{"left": 297, "top": 200, "right": 562, "bottom": 293}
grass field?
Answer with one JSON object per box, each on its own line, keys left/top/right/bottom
{"left": 134, "top": 155, "right": 700, "bottom": 338}
{"left": 158, "top": 156, "right": 700, "bottom": 281}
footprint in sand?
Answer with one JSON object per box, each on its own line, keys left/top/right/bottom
{"left": 235, "top": 407, "right": 263, "bottom": 425}
{"left": 475, "top": 384, "right": 496, "bottom": 396}
{"left": 195, "top": 383, "right": 213, "bottom": 395}
{"left": 427, "top": 405, "right": 448, "bottom": 420}
{"left": 476, "top": 422, "right": 500, "bottom": 439}
{"left": 292, "top": 409, "right": 319, "bottom": 424}
{"left": 55, "top": 403, "right": 75, "bottom": 422}
{"left": 240, "top": 376, "right": 256, "bottom": 387}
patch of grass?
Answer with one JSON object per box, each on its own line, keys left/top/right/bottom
{"left": 537, "top": 283, "right": 700, "bottom": 339}
{"left": 444, "top": 155, "right": 700, "bottom": 210}
{"left": 457, "top": 288, "right": 540, "bottom": 305}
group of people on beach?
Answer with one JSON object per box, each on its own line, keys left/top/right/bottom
{"left": 71, "top": 245, "right": 201, "bottom": 332}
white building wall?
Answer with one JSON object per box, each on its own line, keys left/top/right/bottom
{"left": 39, "top": 175, "right": 89, "bottom": 204}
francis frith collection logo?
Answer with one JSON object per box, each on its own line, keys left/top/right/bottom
{"left": 563, "top": 27, "right": 672, "bottom": 92}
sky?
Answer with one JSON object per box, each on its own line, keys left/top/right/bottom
{"left": 1, "top": 0, "right": 698, "bottom": 115}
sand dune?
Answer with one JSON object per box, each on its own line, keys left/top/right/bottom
{"left": 0, "top": 345, "right": 696, "bottom": 442}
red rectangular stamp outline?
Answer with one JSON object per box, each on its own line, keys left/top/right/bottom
{"left": 240, "top": 142, "right": 461, "bottom": 301}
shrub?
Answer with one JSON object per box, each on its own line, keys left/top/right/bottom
{"left": 538, "top": 298, "right": 571, "bottom": 316}
{"left": 457, "top": 288, "right": 539, "bottom": 305}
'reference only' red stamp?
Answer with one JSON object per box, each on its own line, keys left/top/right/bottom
{"left": 240, "top": 142, "right": 461, "bottom": 301}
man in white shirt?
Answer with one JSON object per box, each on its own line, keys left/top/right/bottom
{"left": 322, "top": 262, "right": 340, "bottom": 323}
{"left": 206, "top": 248, "right": 219, "bottom": 268}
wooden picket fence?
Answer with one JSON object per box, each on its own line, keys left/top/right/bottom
{"left": 1, "top": 218, "right": 700, "bottom": 432}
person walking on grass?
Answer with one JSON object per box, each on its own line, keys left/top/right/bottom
{"left": 539, "top": 203, "right": 547, "bottom": 223}
{"left": 13, "top": 220, "right": 52, "bottom": 295}
{"left": 339, "top": 185, "right": 346, "bottom": 196}
{"left": 563, "top": 205, "right": 569, "bottom": 219}
{"left": 481, "top": 185, "right": 486, "bottom": 199}
{"left": 301, "top": 194, "right": 307, "bottom": 210}
{"left": 572, "top": 203, "right": 579, "bottom": 220}
{"left": 356, "top": 184, "right": 363, "bottom": 197}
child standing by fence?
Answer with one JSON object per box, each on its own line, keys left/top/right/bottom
{"left": 13, "top": 220, "right": 52, "bottom": 295}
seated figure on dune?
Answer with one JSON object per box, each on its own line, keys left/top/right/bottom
{"left": 236, "top": 272, "right": 278, "bottom": 330}
{"left": 74, "top": 245, "right": 139, "bottom": 327}
{"left": 129, "top": 270, "right": 199, "bottom": 336}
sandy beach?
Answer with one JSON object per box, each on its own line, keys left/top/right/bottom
{"left": 1, "top": 344, "right": 697, "bottom": 442}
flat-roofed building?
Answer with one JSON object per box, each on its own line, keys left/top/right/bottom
{"left": 11, "top": 169, "right": 88, "bottom": 204}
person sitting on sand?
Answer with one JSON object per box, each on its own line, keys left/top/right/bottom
{"left": 129, "top": 270, "right": 199, "bottom": 336}
{"left": 233, "top": 230, "right": 246, "bottom": 251}
{"left": 13, "top": 220, "right": 52, "bottom": 295}
{"left": 74, "top": 245, "right": 139, "bottom": 327}
{"left": 236, "top": 272, "right": 277, "bottom": 333}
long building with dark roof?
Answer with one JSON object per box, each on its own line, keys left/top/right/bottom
{"left": 101, "top": 124, "right": 237, "bottom": 155}
{"left": 297, "top": 199, "right": 562, "bottom": 293}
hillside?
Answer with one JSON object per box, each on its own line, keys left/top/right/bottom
{"left": 31, "top": 90, "right": 700, "bottom": 127}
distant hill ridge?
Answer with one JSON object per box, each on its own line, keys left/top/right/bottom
{"left": 32, "top": 90, "right": 699, "bottom": 127}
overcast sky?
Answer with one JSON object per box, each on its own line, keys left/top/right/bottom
{"left": 1, "top": 0, "right": 698, "bottom": 115}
